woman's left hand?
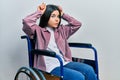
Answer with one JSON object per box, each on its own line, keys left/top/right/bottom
{"left": 58, "top": 6, "right": 64, "bottom": 16}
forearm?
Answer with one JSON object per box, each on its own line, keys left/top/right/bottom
{"left": 22, "top": 10, "right": 42, "bottom": 38}
{"left": 60, "top": 13, "right": 82, "bottom": 39}
{"left": 62, "top": 13, "right": 82, "bottom": 27}
{"left": 22, "top": 10, "right": 42, "bottom": 27}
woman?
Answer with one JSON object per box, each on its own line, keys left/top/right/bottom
{"left": 22, "top": 3, "right": 97, "bottom": 80}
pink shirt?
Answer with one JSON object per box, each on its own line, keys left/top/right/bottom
{"left": 22, "top": 10, "right": 82, "bottom": 71}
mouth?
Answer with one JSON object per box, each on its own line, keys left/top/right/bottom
{"left": 53, "top": 23, "right": 59, "bottom": 27}
{"left": 55, "top": 23, "right": 59, "bottom": 25}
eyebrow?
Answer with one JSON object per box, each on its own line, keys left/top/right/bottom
{"left": 51, "top": 13, "right": 59, "bottom": 16}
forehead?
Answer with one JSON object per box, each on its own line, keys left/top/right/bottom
{"left": 51, "top": 10, "right": 60, "bottom": 15}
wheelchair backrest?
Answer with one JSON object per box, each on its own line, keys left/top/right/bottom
{"left": 21, "top": 35, "right": 36, "bottom": 67}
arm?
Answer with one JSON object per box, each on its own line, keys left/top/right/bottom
{"left": 61, "top": 13, "right": 82, "bottom": 39}
{"left": 22, "top": 3, "right": 46, "bottom": 39}
{"left": 58, "top": 6, "right": 82, "bottom": 39}
{"left": 22, "top": 11, "right": 42, "bottom": 38}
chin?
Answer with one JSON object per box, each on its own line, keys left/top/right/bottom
{"left": 53, "top": 26, "right": 58, "bottom": 28}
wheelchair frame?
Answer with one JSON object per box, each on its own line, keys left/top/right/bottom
{"left": 15, "top": 35, "right": 99, "bottom": 80}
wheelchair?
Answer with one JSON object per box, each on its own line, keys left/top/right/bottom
{"left": 14, "top": 35, "right": 99, "bottom": 80}
{"left": 14, "top": 66, "right": 46, "bottom": 80}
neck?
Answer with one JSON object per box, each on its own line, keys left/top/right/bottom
{"left": 46, "top": 26, "right": 54, "bottom": 32}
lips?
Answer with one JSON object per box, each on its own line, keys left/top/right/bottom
{"left": 54, "top": 23, "right": 59, "bottom": 26}
{"left": 55, "top": 23, "right": 59, "bottom": 24}
{"left": 53, "top": 23, "right": 59, "bottom": 27}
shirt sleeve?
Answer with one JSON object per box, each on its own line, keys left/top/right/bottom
{"left": 22, "top": 10, "right": 42, "bottom": 38}
{"left": 60, "top": 13, "right": 82, "bottom": 39}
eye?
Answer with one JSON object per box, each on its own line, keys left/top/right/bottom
{"left": 50, "top": 14, "right": 61, "bottom": 19}
{"left": 51, "top": 14, "right": 56, "bottom": 18}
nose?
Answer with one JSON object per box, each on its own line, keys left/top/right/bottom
{"left": 55, "top": 17, "right": 59, "bottom": 22}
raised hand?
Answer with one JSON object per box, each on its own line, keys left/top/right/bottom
{"left": 37, "top": 3, "right": 46, "bottom": 14}
{"left": 58, "top": 6, "right": 64, "bottom": 16}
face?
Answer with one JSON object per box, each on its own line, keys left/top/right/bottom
{"left": 47, "top": 10, "right": 60, "bottom": 28}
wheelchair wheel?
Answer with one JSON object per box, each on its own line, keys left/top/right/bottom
{"left": 14, "top": 67, "right": 45, "bottom": 80}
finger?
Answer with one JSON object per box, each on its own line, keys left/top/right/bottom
{"left": 41, "top": 3, "right": 46, "bottom": 10}
{"left": 58, "top": 6, "right": 62, "bottom": 11}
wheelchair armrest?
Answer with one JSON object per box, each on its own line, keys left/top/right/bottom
{"left": 69, "top": 43, "right": 92, "bottom": 48}
{"left": 31, "top": 49, "right": 64, "bottom": 77}
{"left": 69, "top": 42, "right": 99, "bottom": 79}
{"left": 21, "top": 35, "right": 27, "bottom": 39}
{"left": 31, "top": 49, "right": 56, "bottom": 57}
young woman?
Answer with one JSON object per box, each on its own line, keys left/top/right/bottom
{"left": 22, "top": 3, "right": 97, "bottom": 80}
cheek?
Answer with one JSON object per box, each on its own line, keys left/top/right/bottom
{"left": 48, "top": 20, "right": 54, "bottom": 26}
{"left": 48, "top": 19, "right": 53, "bottom": 25}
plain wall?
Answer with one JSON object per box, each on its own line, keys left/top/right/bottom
{"left": 0, "top": 0, "right": 120, "bottom": 80}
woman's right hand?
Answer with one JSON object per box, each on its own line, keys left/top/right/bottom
{"left": 37, "top": 3, "right": 46, "bottom": 14}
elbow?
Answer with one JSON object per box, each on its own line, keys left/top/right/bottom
{"left": 78, "top": 20, "right": 82, "bottom": 26}
{"left": 77, "top": 21, "right": 82, "bottom": 28}
{"left": 22, "top": 18, "right": 27, "bottom": 24}
{"left": 73, "top": 20, "right": 82, "bottom": 28}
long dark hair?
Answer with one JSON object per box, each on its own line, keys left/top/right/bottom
{"left": 39, "top": 4, "right": 61, "bottom": 28}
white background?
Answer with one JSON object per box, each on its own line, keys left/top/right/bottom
{"left": 0, "top": 0, "right": 120, "bottom": 80}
